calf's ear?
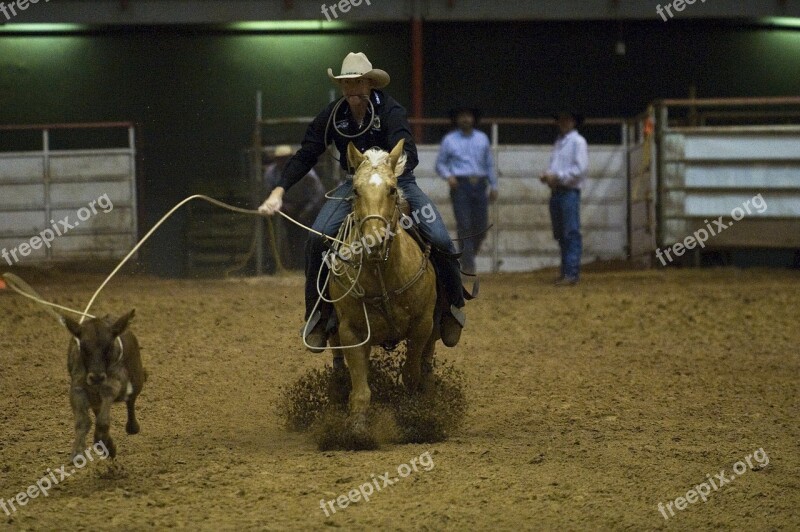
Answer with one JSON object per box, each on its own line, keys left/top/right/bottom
{"left": 111, "top": 309, "right": 136, "bottom": 337}
{"left": 62, "top": 316, "right": 82, "bottom": 338}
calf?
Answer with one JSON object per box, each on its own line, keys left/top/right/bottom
{"left": 63, "top": 309, "right": 146, "bottom": 460}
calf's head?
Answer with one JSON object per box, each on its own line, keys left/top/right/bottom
{"left": 63, "top": 310, "right": 135, "bottom": 386}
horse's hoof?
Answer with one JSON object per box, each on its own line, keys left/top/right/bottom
{"left": 345, "top": 414, "right": 378, "bottom": 450}
{"left": 126, "top": 420, "right": 140, "bottom": 435}
{"left": 348, "top": 413, "right": 368, "bottom": 434}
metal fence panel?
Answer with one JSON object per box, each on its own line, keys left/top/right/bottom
{"left": 0, "top": 124, "right": 137, "bottom": 264}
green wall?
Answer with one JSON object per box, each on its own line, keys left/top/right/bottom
{"left": 0, "top": 26, "right": 410, "bottom": 275}
{"left": 1, "top": 21, "right": 798, "bottom": 275}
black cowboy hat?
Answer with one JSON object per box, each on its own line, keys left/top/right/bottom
{"left": 552, "top": 109, "right": 585, "bottom": 127}
{"left": 449, "top": 107, "right": 482, "bottom": 125}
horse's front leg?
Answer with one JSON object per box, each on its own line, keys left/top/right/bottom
{"left": 342, "top": 343, "right": 370, "bottom": 432}
{"left": 420, "top": 333, "right": 437, "bottom": 394}
{"left": 326, "top": 332, "right": 349, "bottom": 407}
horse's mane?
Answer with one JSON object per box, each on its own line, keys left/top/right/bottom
{"left": 359, "top": 147, "right": 407, "bottom": 178}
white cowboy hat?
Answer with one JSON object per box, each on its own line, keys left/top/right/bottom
{"left": 327, "top": 52, "right": 390, "bottom": 88}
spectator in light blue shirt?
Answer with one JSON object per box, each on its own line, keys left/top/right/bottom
{"left": 540, "top": 110, "right": 589, "bottom": 285}
{"left": 435, "top": 108, "right": 498, "bottom": 274}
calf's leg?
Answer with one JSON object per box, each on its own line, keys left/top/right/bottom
{"left": 70, "top": 388, "right": 92, "bottom": 460}
{"left": 126, "top": 394, "right": 140, "bottom": 435}
{"left": 93, "top": 396, "right": 117, "bottom": 459}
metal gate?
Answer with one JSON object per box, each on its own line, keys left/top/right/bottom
{"left": 654, "top": 98, "right": 800, "bottom": 258}
{"left": 0, "top": 122, "right": 138, "bottom": 265}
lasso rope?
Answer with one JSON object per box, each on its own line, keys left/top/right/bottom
{"left": 301, "top": 212, "right": 375, "bottom": 351}
{"left": 321, "top": 213, "right": 366, "bottom": 302}
{"left": 1, "top": 272, "right": 92, "bottom": 325}
{"left": 2, "top": 194, "right": 348, "bottom": 325}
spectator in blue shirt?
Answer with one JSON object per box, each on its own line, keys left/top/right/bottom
{"left": 435, "top": 108, "right": 498, "bottom": 274}
{"left": 540, "top": 110, "right": 589, "bottom": 286}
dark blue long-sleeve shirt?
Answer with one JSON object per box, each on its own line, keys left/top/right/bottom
{"left": 277, "top": 89, "right": 419, "bottom": 191}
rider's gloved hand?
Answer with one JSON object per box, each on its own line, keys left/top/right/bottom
{"left": 259, "top": 187, "right": 284, "bottom": 215}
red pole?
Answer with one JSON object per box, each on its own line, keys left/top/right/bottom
{"left": 411, "top": 16, "right": 424, "bottom": 142}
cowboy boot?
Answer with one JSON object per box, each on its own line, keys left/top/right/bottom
{"left": 440, "top": 305, "right": 466, "bottom": 347}
{"left": 301, "top": 310, "right": 328, "bottom": 353}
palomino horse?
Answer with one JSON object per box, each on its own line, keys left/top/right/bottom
{"left": 326, "top": 140, "right": 439, "bottom": 433}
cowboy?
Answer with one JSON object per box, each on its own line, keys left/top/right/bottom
{"left": 259, "top": 52, "right": 466, "bottom": 351}
{"left": 435, "top": 107, "right": 498, "bottom": 274}
{"left": 539, "top": 110, "right": 589, "bottom": 286}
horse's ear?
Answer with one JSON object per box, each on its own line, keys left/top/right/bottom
{"left": 347, "top": 143, "right": 364, "bottom": 172}
{"left": 389, "top": 139, "right": 406, "bottom": 178}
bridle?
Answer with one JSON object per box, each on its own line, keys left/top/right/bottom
{"left": 347, "top": 182, "right": 430, "bottom": 296}
{"left": 355, "top": 200, "right": 401, "bottom": 264}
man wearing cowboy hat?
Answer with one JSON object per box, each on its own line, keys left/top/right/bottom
{"left": 259, "top": 52, "right": 466, "bottom": 351}
{"left": 540, "top": 110, "right": 589, "bottom": 286}
{"left": 436, "top": 107, "right": 498, "bottom": 275}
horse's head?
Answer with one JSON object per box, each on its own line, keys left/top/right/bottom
{"left": 347, "top": 140, "right": 406, "bottom": 261}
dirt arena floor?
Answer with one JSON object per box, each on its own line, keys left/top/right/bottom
{"left": 1, "top": 267, "right": 798, "bottom": 531}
